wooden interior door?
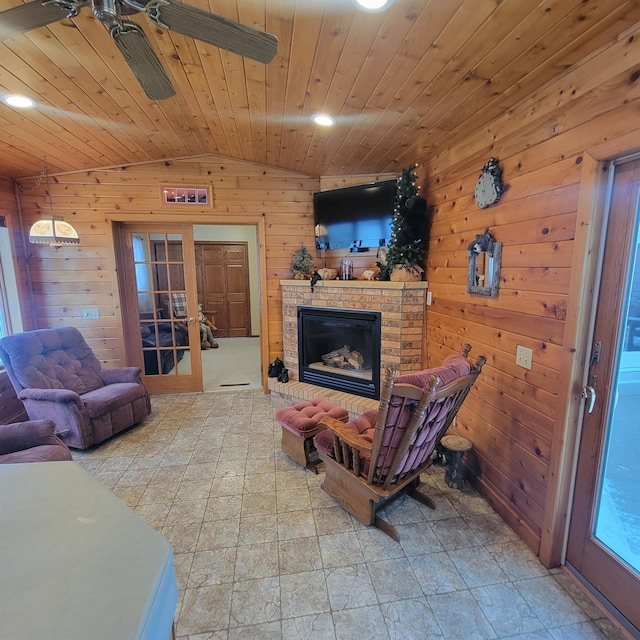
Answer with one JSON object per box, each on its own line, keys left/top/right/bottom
{"left": 566, "top": 158, "right": 640, "bottom": 633}
{"left": 195, "top": 242, "right": 251, "bottom": 337}
{"left": 115, "top": 224, "right": 203, "bottom": 394}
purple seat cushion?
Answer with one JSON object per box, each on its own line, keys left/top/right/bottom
{"left": 314, "top": 408, "right": 377, "bottom": 456}
{"left": 81, "top": 382, "right": 149, "bottom": 419}
{"left": 276, "top": 399, "right": 349, "bottom": 436}
{"left": 313, "top": 429, "right": 334, "bottom": 456}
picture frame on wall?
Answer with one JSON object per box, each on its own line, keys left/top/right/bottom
{"left": 162, "top": 185, "right": 211, "bottom": 206}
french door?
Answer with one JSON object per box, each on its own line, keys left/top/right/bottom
{"left": 116, "top": 223, "right": 203, "bottom": 394}
{"left": 566, "top": 158, "right": 640, "bottom": 632}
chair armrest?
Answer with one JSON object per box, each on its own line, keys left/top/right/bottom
{"left": 18, "top": 388, "right": 82, "bottom": 404}
{"left": 0, "top": 419, "right": 60, "bottom": 454}
{"left": 101, "top": 367, "right": 142, "bottom": 385}
{"left": 319, "top": 416, "right": 373, "bottom": 453}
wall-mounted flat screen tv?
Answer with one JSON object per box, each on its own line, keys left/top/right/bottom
{"left": 314, "top": 179, "right": 396, "bottom": 250}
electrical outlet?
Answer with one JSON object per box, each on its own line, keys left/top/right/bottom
{"left": 82, "top": 308, "right": 99, "bottom": 320}
{"left": 516, "top": 345, "right": 533, "bottom": 370}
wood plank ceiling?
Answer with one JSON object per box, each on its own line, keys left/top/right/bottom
{"left": 1, "top": 0, "right": 639, "bottom": 180}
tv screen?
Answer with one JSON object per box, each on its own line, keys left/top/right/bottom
{"left": 314, "top": 179, "right": 396, "bottom": 250}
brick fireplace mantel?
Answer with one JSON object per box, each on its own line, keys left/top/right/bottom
{"left": 269, "top": 279, "right": 429, "bottom": 415}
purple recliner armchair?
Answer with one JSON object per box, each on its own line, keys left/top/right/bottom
{"left": 0, "top": 326, "right": 151, "bottom": 450}
{"left": 0, "top": 419, "right": 72, "bottom": 463}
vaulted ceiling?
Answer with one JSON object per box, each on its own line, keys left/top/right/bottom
{"left": 1, "top": 0, "right": 639, "bottom": 180}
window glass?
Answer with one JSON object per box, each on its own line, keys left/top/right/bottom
{"left": 0, "top": 225, "right": 23, "bottom": 348}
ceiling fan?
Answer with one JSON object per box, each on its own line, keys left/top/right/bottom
{"left": 0, "top": 0, "right": 278, "bottom": 100}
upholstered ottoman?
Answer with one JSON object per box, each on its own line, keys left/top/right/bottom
{"left": 276, "top": 399, "right": 349, "bottom": 473}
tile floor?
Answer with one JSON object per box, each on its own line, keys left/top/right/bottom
{"left": 73, "top": 390, "right": 629, "bottom": 640}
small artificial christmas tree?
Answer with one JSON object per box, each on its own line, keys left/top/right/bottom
{"left": 290, "top": 243, "right": 314, "bottom": 279}
{"left": 380, "top": 164, "right": 427, "bottom": 281}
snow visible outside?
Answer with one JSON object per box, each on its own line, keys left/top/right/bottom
{"left": 594, "top": 353, "right": 640, "bottom": 574}
{"left": 593, "top": 227, "right": 640, "bottom": 575}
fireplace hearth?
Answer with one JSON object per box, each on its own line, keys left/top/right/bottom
{"left": 298, "top": 306, "right": 381, "bottom": 399}
{"left": 270, "top": 279, "right": 428, "bottom": 415}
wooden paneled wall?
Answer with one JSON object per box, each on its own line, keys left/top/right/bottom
{"left": 4, "top": 157, "right": 322, "bottom": 368}
{"left": 422, "top": 24, "right": 640, "bottom": 564}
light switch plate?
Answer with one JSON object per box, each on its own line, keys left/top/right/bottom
{"left": 516, "top": 345, "right": 533, "bottom": 370}
{"left": 82, "top": 308, "right": 99, "bottom": 320}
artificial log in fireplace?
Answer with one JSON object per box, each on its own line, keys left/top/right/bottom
{"left": 322, "top": 345, "right": 364, "bottom": 370}
{"left": 297, "top": 306, "right": 382, "bottom": 399}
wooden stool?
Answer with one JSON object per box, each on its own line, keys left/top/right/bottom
{"left": 276, "top": 399, "right": 349, "bottom": 473}
{"left": 440, "top": 434, "right": 473, "bottom": 490}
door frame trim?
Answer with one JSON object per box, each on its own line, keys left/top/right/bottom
{"left": 107, "top": 212, "right": 269, "bottom": 393}
{"left": 541, "top": 138, "right": 640, "bottom": 568}
{"left": 539, "top": 155, "right": 613, "bottom": 567}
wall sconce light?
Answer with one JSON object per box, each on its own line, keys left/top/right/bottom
{"left": 27, "top": 158, "right": 79, "bottom": 248}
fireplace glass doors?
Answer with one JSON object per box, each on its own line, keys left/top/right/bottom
{"left": 297, "top": 306, "right": 382, "bottom": 399}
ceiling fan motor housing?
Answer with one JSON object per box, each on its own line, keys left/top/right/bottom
{"left": 92, "top": 0, "right": 120, "bottom": 26}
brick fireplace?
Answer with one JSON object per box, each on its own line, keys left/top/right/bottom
{"left": 268, "top": 279, "right": 429, "bottom": 415}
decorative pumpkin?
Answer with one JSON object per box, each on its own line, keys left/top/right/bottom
{"left": 317, "top": 268, "right": 338, "bottom": 280}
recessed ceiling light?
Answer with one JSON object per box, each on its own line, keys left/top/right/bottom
{"left": 311, "top": 114, "right": 336, "bottom": 127}
{"left": 352, "top": 0, "right": 394, "bottom": 12}
{"left": 1, "top": 94, "right": 35, "bottom": 108}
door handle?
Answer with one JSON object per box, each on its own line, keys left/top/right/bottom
{"left": 581, "top": 385, "right": 596, "bottom": 413}
{"left": 188, "top": 316, "right": 196, "bottom": 323}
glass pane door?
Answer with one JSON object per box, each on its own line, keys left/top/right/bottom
{"left": 593, "top": 208, "right": 640, "bottom": 573}
{"left": 567, "top": 159, "right": 640, "bottom": 634}
{"left": 135, "top": 232, "right": 193, "bottom": 378}
{"left": 119, "top": 224, "right": 202, "bottom": 394}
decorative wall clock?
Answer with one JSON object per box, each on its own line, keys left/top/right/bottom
{"left": 474, "top": 158, "right": 503, "bottom": 209}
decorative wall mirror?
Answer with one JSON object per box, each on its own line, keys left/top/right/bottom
{"left": 467, "top": 229, "right": 501, "bottom": 297}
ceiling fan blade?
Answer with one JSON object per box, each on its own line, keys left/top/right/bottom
{"left": 110, "top": 19, "right": 176, "bottom": 100}
{"left": 0, "top": 0, "right": 78, "bottom": 41}
{"left": 144, "top": 0, "right": 278, "bottom": 64}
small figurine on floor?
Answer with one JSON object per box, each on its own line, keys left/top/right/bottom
{"left": 199, "top": 304, "right": 219, "bottom": 349}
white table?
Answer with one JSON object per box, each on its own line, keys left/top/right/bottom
{"left": 0, "top": 462, "right": 178, "bottom": 640}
